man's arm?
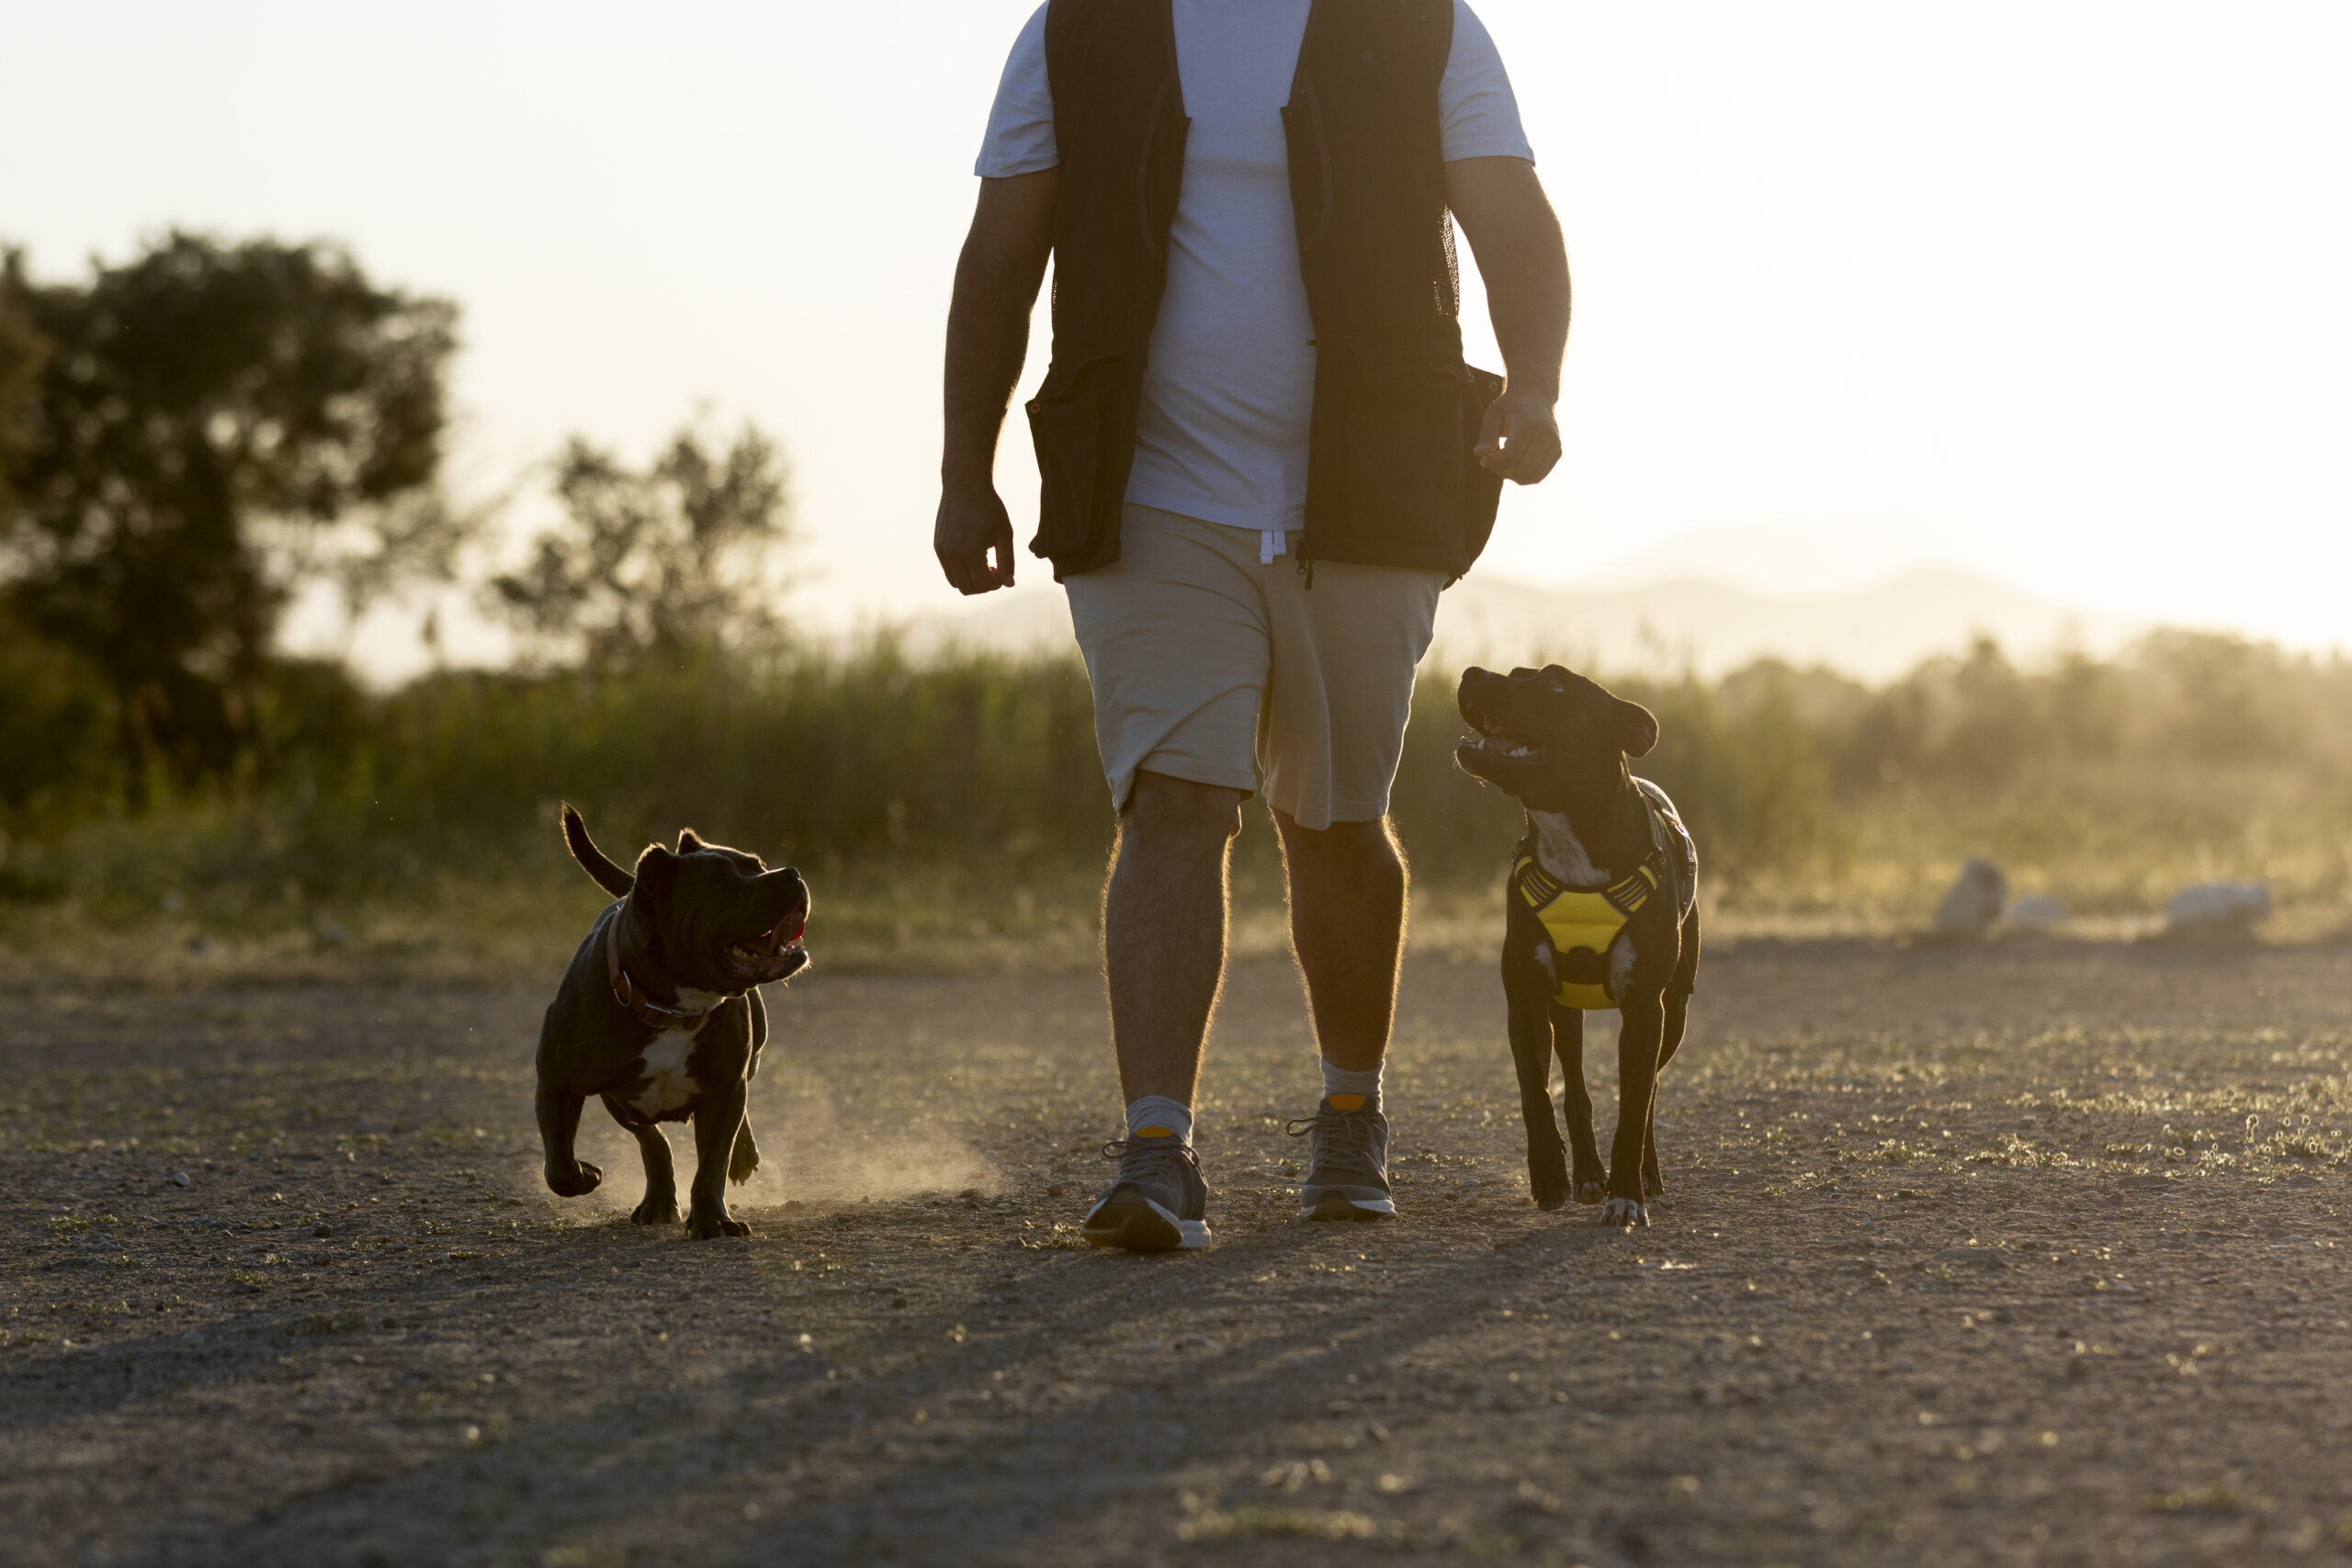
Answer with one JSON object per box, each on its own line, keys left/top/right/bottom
{"left": 936, "top": 169, "right": 1058, "bottom": 595}
{"left": 1445, "top": 155, "right": 1570, "bottom": 486}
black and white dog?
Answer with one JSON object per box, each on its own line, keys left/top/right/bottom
{"left": 535, "top": 807, "right": 810, "bottom": 1239}
{"left": 1456, "top": 666, "right": 1700, "bottom": 1227}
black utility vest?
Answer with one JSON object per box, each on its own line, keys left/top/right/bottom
{"left": 1025, "top": 0, "right": 1505, "bottom": 581}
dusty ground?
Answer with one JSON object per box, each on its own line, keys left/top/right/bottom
{"left": 3, "top": 935, "right": 2349, "bottom": 1567}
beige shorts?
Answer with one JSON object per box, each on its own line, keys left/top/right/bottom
{"left": 1064, "top": 503, "right": 1443, "bottom": 830}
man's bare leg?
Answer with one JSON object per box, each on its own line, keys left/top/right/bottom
{"left": 1104, "top": 770, "right": 1248, "bottom": 1105}
{"left": 1273, "top": 809, "right": 1408, "bottom": 1220}
{"left": 1274, "top": 810, "right": 1408, "bottom": 1071}
{"left": 1080, "top": 770, "right": 1241, "bottom": 1252}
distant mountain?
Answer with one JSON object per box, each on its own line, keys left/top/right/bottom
{"left": 1430, "top": 566, "right": 2133, "bottom": 681}
{"left": 897, "top": 565, "right": 2132, "bottom": 682}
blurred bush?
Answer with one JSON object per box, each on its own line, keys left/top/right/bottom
{"left": 1, "top": 625, "right": 2343, "bottom": 931}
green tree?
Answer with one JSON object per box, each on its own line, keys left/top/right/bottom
{"left": 491, "top": 423, "right": 795, "bottom": 671}
{"left": 0, "top": 253, "right": 47, "bottom": 527}
{"left": 0, "top": 232, "right": 458, "bottom": 780}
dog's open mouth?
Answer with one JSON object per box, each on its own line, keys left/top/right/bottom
{"left": 722, "top": 917, "right": 808, "bottom": 984}
{"left": 1459, "top": 715, "right": 1540, "bottom": 761}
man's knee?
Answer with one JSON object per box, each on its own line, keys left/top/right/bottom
{"left": 1123, "top": 770, "right": 1247, "bottom": 850}
{"left": 1275, "top": 809, "right": 1402, "bottom": 868}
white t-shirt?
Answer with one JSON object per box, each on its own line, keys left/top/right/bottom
{"left": 978, "top": 1, "right": 1532, "bottom": 555}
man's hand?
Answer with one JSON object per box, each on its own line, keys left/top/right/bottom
{"left": 1475, "top": 386, "right": 1562, "bottom": 485}
{"left": 934, "top": 479, "right": 1018, "bottom": 595}
{"left": 1446, "top": 156, "right": 1570, "bottom": 489}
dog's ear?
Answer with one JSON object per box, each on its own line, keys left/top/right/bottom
{"left": 677, "top": 829, "right": 706, "bottom": 853}
{"left": 1541, "top": 663, "right": 1573, "bottom": 692}
{"left": 633, "top": 844, "right": 680, "bottom": 904}
{"left": 1612, "top": 697, "right": 1659, "bottom": 759}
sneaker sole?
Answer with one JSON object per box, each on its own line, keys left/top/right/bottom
{"left": 1080, "top": 1194, "right": 1211, "bottom": 1252}
{"left": 1302, "top": 1190, "right": 1396, "bottom": 1222}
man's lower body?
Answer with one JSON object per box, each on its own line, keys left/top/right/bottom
{"left": 1062, "top": 503, "right": 1442, "bottom": 1250}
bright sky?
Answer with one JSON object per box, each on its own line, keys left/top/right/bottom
{"left": 4, "top": 1, "right": 2348, "bottom": 671}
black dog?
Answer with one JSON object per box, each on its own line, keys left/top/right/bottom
{"left": 536, "top": 806, "right": 810, "bottom": 1239}
{"left": 1456, "top": 666, "right": 1699, "bottom": 1227}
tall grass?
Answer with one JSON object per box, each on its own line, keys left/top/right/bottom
{"left": 2, "top": 629, "right": 2347, "bottom": 949}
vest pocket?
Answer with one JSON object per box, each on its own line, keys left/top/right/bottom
{"left": 1336, "top": 343, "right": 1469, "bottom": 542}
{"left": 1025, "top": 351, "right": 1135, "bottom": 558}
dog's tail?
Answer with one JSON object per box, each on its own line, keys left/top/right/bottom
{"left": 561, "top": 804, "right": 636, "bottom": 897}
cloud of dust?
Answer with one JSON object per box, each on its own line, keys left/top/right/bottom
{"left": 547, "top": 1065, "right": 999, "bottom": 1219}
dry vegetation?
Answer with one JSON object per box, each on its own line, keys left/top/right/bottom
{"left": 6, "top": 629, "right": 2351, "bottom": 964}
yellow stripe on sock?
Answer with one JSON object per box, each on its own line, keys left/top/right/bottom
{"left": 1136, "top": 1125, "right": 1178, "bottom": 1139}
{"left": 1326, "top": 1094, "right": 1367, "bottom": 1111}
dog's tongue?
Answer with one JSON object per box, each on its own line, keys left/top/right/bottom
{"left": 750, "top": 917, "right": 807, "bottom": 973}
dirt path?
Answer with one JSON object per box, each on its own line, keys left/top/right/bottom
{"left": 3, "top": 939, "right": 2348, "bottom": 1566}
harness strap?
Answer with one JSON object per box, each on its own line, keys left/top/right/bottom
{"left": 605, "top": 915, "right": 713, "bottom": 1033}
{"left": 1513, "top": 845, "right": 1667, "bottom": 918}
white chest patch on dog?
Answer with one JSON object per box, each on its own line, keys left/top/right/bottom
{"left": 628, "top": 989, "right": 721, "bottom": 1115}
{"left": 629, "top": 1031, "right": 701, "bottom": 1115}
{"left": 1527, "top": 811, "right": 1603, "bottom": 886}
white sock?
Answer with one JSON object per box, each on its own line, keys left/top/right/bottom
{"left": 1125, "top": 1095, "right": 1193, "bottom": 1145}
{"left": 1320, "top": 1060, "right": 1383, "bottom": 1111}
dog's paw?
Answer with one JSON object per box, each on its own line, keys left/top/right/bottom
{"left": 1642, "top": 1170, "right": 1666, "bottom": 1198}
{"left": 1600, "top": 1196, "right": 1649, "bottom": 1228}
{"left": 1575, "top": 1179, "right": 1606, "bottom": 1206}
{"left": 546, "top": 1161, "right": 604, "bottom": 1198}
{"left": 687, "top": 1210, "right": 752, "bottom": 1241}
{"left": 630, "top": 1194, "right": 681, "bottom": 1225}
{"left": 1527, "top": 1149, "right": 1569, "bottom": 1211}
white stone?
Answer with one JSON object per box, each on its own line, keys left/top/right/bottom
{"left": 2006, "top": 895, "right": 2066, "bottom": 929}
{"left": 2165, "top": 881, "right": 2270, "bottom": 931}
{"left": 1934, "top": 858, "right": 2007, "bottom": 937}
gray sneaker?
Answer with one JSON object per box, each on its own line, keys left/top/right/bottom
{"left": 1288, "top": 1097, "right": 1396, "bottom": 1220}
{"left": 1080, "top": 1136, "right": 1211, "bottom": 1251}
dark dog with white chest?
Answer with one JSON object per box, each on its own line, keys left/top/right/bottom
{"left": 536, "top": 806, "right": 810, "bottom": 1239}
{"left": 1456, "top": 666, "right": 1700, "bottom": 1227}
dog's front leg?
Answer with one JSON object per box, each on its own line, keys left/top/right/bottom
{"left": 1641, "top": 990, "right": 1692, "bottom": 1198}
{"left": 733, "top": 991, "right": 767, "bottom": 1182}
{"left": 1644, "top": 905, "right": 1701, "bottom": 1197}
{"left": 1549, "top": 1002, "right": 1605, "bottom": 1204}
{"left": 1505, "top": 957, "right": 1568, "bottom": 1210}
{"left": 729, "top": 1118, "right": 761, "bottom": 1185}
{"left": 537, "top": 1079, "right": 602, "bottom": 1197}
{"left": 686, "top": 1079, "right": 752, "bottom": 1239}
{"left": 1602, "top": 995, "right": 1668, "bottom": 1227}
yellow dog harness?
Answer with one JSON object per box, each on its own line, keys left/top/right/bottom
{"left": 1512, "top": 782, "right": 1696, "bottom": 1010}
